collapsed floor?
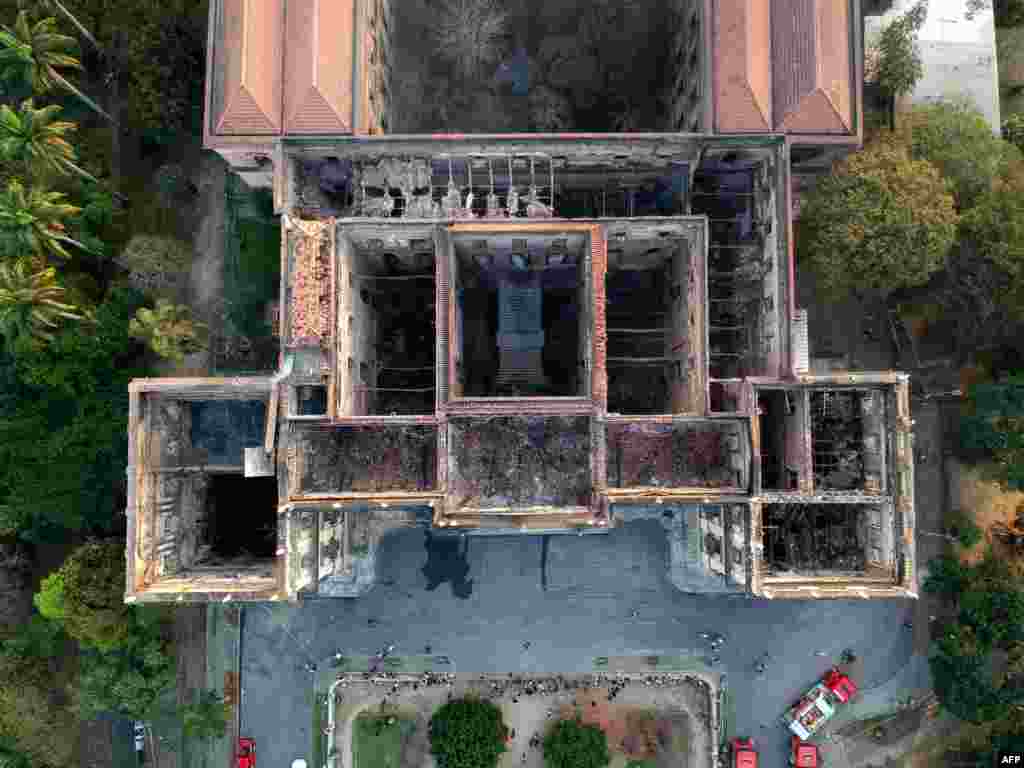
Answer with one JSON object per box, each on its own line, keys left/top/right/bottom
{"left": 763, "top": 504, "right": 869, "bottom": 575}
{"left": 448, "top": 416, "right": 592, "bottom": 508}
{"left": 809, "top": 390, "right": 884, "bottom": 492}
{"left": 606, "top": 422, "right": 746, "bottom": 489}
{"left": 296, "top": 426, "right": 438, "bottom": 493}
{"left": 459, "top": 261, "right": 581, "bottom": 397}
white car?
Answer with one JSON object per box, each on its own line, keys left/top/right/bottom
{"left": 133, "top": 722, "right": 146, "bottom": 753}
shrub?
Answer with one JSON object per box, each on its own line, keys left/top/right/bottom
{"left": 180, "top": 690, "right": 230, "bottom": 741}
{"left": 543, "top": 718, "right": 609, "bottom": 768}
{"left": 429, "top": 697, "right": 508, "bottom": 768}
{"left": 116, "top": 235, "right": 193, "bottom": 302}
{"left": 130, "top": 299, "right": 208, "bottom": 363}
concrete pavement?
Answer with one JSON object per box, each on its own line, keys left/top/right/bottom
{"left": 239, "top": 521, "right": 917, "bottom": 768}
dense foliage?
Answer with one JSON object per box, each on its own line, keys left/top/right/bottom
{"left": 902, "top": 99, "right": 1015, "bottom": 211}
{"left": 0, "top": 285, "right": 148, "bottom": 540}
{"left": 33, "top": 539, "right": 131, "bottom": 650}
{"left": 543, "top": 718, "right": 610, "bottom": 768}
{"left": 180, "top": 689, "right": 230, "bottom": 741}
{"left": 130, "top": 298, "right": 207, "bottom": 362}
{"left": 926, "top": 553, "right": 1024, "bottom": 723}
{"left": 429, "top": 698, "right": 508, "bottom": 768}
{"left": 959, "top": 375, "right": 1024, "bottom": 489}
{"left": 797, "top": 134, "right": 959, "bottom": 300}
{"left": 76, "top": 605, "right": 176, "bottom": 720}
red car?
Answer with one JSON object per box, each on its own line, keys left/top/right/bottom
{"left": 237, "top": 737, "right": 256, "bottom": 768}
{"left": 790, "top": 735, "right": 819, "bottom": 768}
{"left": 731, "top": 737, "right": 758, "bottom": 768}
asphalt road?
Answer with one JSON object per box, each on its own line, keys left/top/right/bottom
{"left": 240, "top": 521, "right": 916, "bottom": 768}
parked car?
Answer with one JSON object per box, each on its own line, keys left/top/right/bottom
{"left": 731, "top": 736, "right": 758, "bottom": 768}
{"left": 237, "top": 737, "right": 256, "bottom": 768}
{"left": 790, "top": 735, "right": 819, "bottom": 767}
{"left": 132, "top": 722, "right": 146, "bottom": 754}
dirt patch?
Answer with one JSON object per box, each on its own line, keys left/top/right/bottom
{"left": 449, "top": 417, "right": 592, "bottom": 508}
{"left": 956, "top": 463, "right": 1024, "bottom": 564}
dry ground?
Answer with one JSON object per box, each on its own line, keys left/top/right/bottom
{"left": 954, "top": 463, "right": 1024, "bottom": 565}
{"left": 332, "top": 675, "right": 710, "bottom": 768}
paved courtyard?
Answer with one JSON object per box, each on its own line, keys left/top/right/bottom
{"left": 239, "top": 520, "right": 916, "bottom": 768}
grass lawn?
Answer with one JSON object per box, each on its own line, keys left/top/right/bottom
{"left": 353, "top": 714, "right": 417, "bottom": 768}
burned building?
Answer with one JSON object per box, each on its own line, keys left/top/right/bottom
{"left": 124, "top": 0, "right": 915, "bottom": 604}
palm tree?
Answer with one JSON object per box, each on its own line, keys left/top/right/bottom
{"left": 0, "top": 179, "right": 83, "bottom": 261}
{"left": 0, "top": 257, "right": 85, "bottom": 343}
{"left": 0, "top": 11, "right": 114, "bottom": 124}
{"left": 129, "top": 299, "right": 208, "bottom": 363}
{"left": 0, "top": 98, "right": 99, "bottom": 185}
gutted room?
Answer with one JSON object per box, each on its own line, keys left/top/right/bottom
{"left": 448, "top": 416, "right": 592, "bottom": 509}
{"left": 762, "top": 503, "right": 892, "bottom": 577}
{"left": 336, "top": 225, "right": 437, "bottom": 416}
{"left": 292, "top": 152, "right": 693, "bottom": 222}
{"left": 690, "top": 149, "right": 782, "bottom": 412}
{"left": 606, "top": 420, "right": 749, "bottom": 490}
{"left": 138, "top": 394, "right": 278, "bottom": 578}
{"left": 605, "top": 230, "right": 700, "bottom": 414}
{"left": 809, "top": 390, "right": 886, "bottom": 493}
{"left": 450, "top": 229, "right": 590, "bottom": 398}
{"left": 756, "top": 389, "right": 807, "bottom": 492}
{"left": 294, "top": 425, "right": 438, "bottom": 494}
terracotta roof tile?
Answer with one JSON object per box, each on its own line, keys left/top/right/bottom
{"left": 713, "top": 0, "right": 772, "bottom": 132}
{"left": 284, "top": 0, "right": 355, "bottom": 134}
{"left": 214, "top": 0, "right": 284, "bottom": 135}
{"left": 771, "top": 0, "right": 853, "bottom": 133}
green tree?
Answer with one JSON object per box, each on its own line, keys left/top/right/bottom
{"left": 0, "top": 179, "right": 81, "bottom": 260}
{"left": 797, "top": 134, "right": 959, "bottom": 300}
{"left": 872, "top": 1, "right": 928, "bottom": 128}
{"left": 0, "top": 98, "right": 98, "bottom": 185}
{"left": 429, "top": 697, "right": 508, "bottom": 768}
{"left": 180, "top": 689, "right": 230, "bottom": 741}
{"left": 928, "top": 552, "right": 1024, "bottom": 723}
{"left": 35, "top": 539, "right": 131, "bottom": 651}
{"left": 129, "top": 299, "right": 207, "bottom": 363}
{"left": 960, "top": 375, "right": 1024, "bottom": 489}
{"left": 0, "top": 11, "right": 112, "bottom": 123}
{"left": 77, "top": 605, "right": 176, "bottom": 720}
{"left": 0, "top": 286, "right": 148, "bottom": 541}
{"left": 0, "top": 259, "right": 84, "bottom": 344}
{"left": 543, "top": 718, "right": 609, "bottom": 768}
{"left": 901, "top": 100, "right": 1012, "bottom": 211}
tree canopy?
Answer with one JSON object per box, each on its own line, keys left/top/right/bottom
{"left": 797, "top": 134, "right": 958, "bottom": 300}
{"left": 543, "top": 718, "right": 610, "bottom": 768}
{"left": 926, "top": 552, "right": 1024, "bottom": 723}
{"left": 33, "top": 539, "right": 131, "bottom": 651}
{"left": 429, "top": 698, "right": 508, "bottom": 768}
{"left": 901, "top": 99, "right": 1014, "bottom": 211}
{"left": 959, "top": 375, "right": 1024, "bottom": 489}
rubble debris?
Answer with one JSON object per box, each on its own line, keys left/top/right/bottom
{"left": 763, "top": 503, "right": 869, "bottom": 575}
{"left": 298, "top": 426, "right": 437, "bottom": 492}
{"left": 449, "top": 417, "right": 591, "bottom": 508}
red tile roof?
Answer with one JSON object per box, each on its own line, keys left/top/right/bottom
{"left": 214, "top": 0, "right": 284, "bottom": 135}
{"left": 713, "top": 0, "right": 772, "bottom": 132}
{"left": 284, "top": 0, "right": 355, "bottom": 133}
{"left": 771, "top": 0, "right": 853, "bottom": 133}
